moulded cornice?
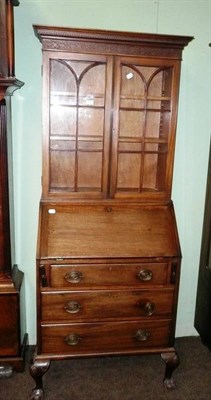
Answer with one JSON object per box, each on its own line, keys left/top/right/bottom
{"left": 33, "top": 25, "right": 193, "bottom": 50}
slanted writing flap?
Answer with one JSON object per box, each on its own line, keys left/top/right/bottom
{"left": 38, "top": 203, "right": 180, "bottom": 259}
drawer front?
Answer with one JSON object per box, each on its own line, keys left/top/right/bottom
{"left": 41, "top": 319, "right": 172, "bottom": 355}
{"left": 50, "top": 262, "right": 169, "bottom": 288}
{"left": 41, "top": 289, "right": 174, "bottom": 321}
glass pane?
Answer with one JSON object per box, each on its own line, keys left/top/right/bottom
{"left": 159, "top": 111, "right": 170, "bottom": 138}
{"left": 119, "top": 141, "right": 142, "bottom": 152}
{"left": 66, "top": 61, "right": 93, "bottom": 79}
{"left": 137, "top": 66, "right": 158, "bottom": 83}
{"left": 78, "top": 108, "right": 104, "bottom": 136}
{"left": 148, "top": 70, "right": 163, "bottom": 97}
{"left": 50, "top": 150, "right": 75, "bottom": 190}
{"left": 50, "top": 106, "right": 76, "bottom": 136}
{"left": 78, "top": 140, "right": 103, "bottom": 151}
{"left": 119, "top": 110, "right": 144, "bottom": 138}
{"left": 156, "top": 153, "right": 167, "bottom": 190}
{"left": 147, "top": 100, "right": 162, "bottom": 109}
{"left": 117, "top": 153, "right": 141, "bottom": 189}
{"left": 147, "top": 68, "right": 172, "bottom": 99}
{"left": 121, "top": 66, "right": 145, "bottom": 108}
{"left": 50, "top": 60, "right": 77, "bottom": 105}
{"left": 79, "top": 64, "right": 105, "bottom": 106}
{"left": 145, "top": 111, "right": 160, "bottom": 138}
{"left": 121, "top": 66, "right": 145, "bottom": 97}
{"left": 50, "top": 139, "right": 76, "bottom": 151}
{"left": 120, "top": 98, "right": 145, "bottom": 108}
{"left": 142, "top": 151, "right": 167, "bottom": 191}
{"left": 145, "top": 111, "right": 170, "bottom": 141}
{"left": 142, "top": 154, "right": 158, "bottom": 189}
{"left": 145, "top": 142, "right": 159, "bottom": 152}
{"left": 77, "top": 152, "right": 102, "bottom": 190}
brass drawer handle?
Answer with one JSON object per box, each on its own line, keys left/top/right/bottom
{"left": 136, "top": 300, "right": 155, "bottom": 316}
{"left": 64, "top": 301, "right": 81, "bottom": 314}
{"left": 64, "top": 333, "right": 81, "bottom": 346}
{"left": 144, "top": 301, "right": 155, "bottom": 316}
{"left": 137, "top": 269, "right": 153, "bottom": 281}
{"left": 64, "top": 270, "right": 83, "bottom": 284}
{"left": 135, "top": 329, "right": 150, "bottom": 341}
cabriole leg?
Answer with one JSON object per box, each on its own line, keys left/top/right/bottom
{"left": 161, "top": 351, "right": 179, "bottom": 390}
{"left": 30, "top": 359, "right": 50, "bottom": 400}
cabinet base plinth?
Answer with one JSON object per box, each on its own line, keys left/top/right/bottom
{"left": 0, "top": 333, "right": 28, "bottom": 373}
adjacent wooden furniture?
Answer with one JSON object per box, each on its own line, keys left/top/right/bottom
{"left": 194, "top": 44, "right": 211, "bottom": 345}
{"left": 30, "top": 26, "right": 192, "bottom": 398}
{"left": 0, "top": 0, "right": 27, "bottom": 374}
{"left": 195, "top": 139, "right": 211, "bottom": 348}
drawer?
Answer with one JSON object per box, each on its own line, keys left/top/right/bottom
{"left": 41, "top": 289, "right": 174, "bottom": 321}
{"left": 50, "top": 262, "right": 169, "bottom": 288}
{"left": 41, "top": 319, "right": 172, "bottom": 355}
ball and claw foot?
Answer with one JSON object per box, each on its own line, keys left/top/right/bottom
{"left": 30, "top": 388, "right": 44, "bottom": 400}
{"left": 163, "top": 377, "right": 177, "bottom": 390}
{"left": 161, "top": 351, "right": 179, "bottom": 390}
{"left": 30, "top": 359, "right": 50, "bottom": 400}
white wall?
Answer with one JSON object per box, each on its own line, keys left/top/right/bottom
{"left": 12, "top": 0, "right": 211, "bottom": 344}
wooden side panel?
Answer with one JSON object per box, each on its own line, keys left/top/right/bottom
{"left": 0, "top": 293, "right": 20, "bottom": 355}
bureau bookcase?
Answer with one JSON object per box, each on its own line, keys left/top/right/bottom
{"left": 30, "top": 26, "right": 192, "bottom": 399}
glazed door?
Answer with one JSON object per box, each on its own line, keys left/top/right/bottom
{"left": 42, "top": 52, "right": 113, "bottom": 199}
{"left": 42, "top": 52, "right": 181, "bottom": 201}
{"left": 110, "top": 56, "right": 181, "bottom": 201}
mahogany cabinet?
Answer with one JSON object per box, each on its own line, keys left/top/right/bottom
{"left": 30, "top": 26, "right": 193, "bottom": 398}
{"left": 0, "top": 0, "right": 27, "bottom": 374}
